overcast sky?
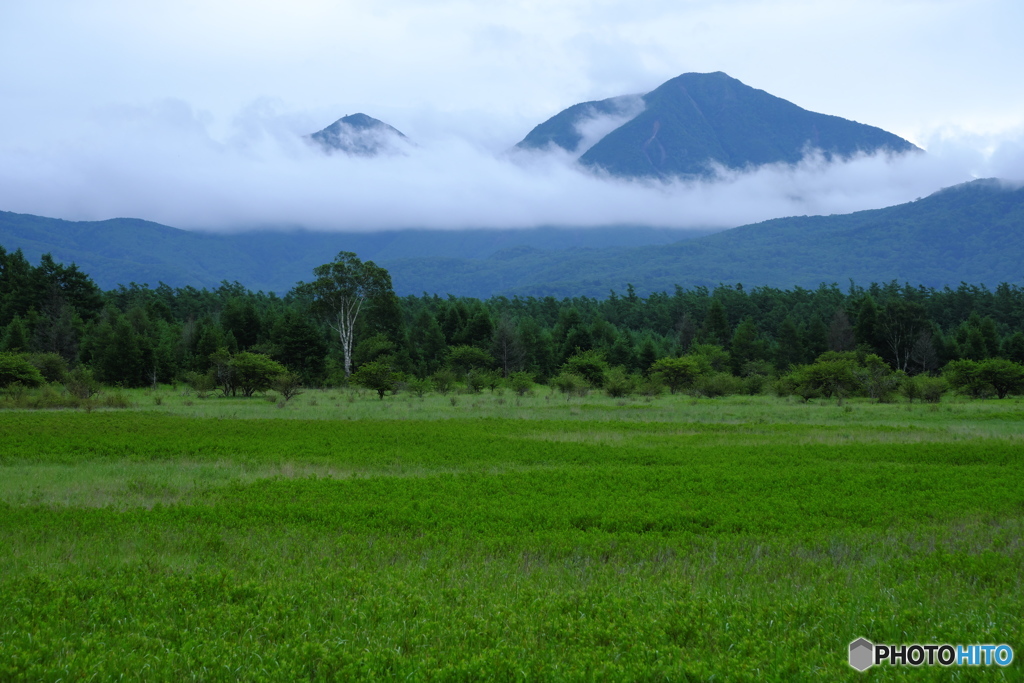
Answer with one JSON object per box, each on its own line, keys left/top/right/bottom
{"left": 2, "top": 0, "right": 1023, "bottom": 231}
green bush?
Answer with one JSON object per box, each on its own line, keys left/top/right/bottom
{"left": 28, "top": 353, "right": 69, "bottom": 384}
{"left": 561, "top": 350, "right": 608, "bottom": 389}
{"left": 352, "top": 359, "right": 400, "bottom": 399}
{"left": 692, "top": 372, "right": 744, "bottom": 398}
{"left": 603, "top": 367, "right": 637, "bottom": 398}
{"left": 508, "top": 372, "right": 534, "bottom": 397}
{"left": 0, "top": 352, "right": 45, "bottom": 389}
{"left": 431, "top": 369, "right": 457, "bottom": 395}
{"left": 918, "top": 376, "right": 947, "bottom": 403}
{"left": 64, "top": 367, "right": 100, "bottom": 399}
{"left": 550, "top": 371, "right": 589, "bottom": 399}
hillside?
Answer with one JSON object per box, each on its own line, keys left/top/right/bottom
{"left": 0, "top": 213, "right": 708, "bottom": 293}
{"left": 384, "top": 179, "right": 1024, "bottom": 296}
{"left": 517, "top": 72, "right": 919, "bottom": 179}
{"left": 3, "top": 179, "right": 1020, "bottom": 298}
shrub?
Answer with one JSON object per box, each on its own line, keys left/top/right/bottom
{"left": 352, "top": 359, "right": 400, "bottom": 399}
{"left": 64, "top": 367, "right": 100, "bottom": 399}
{"left": 28, "top": 353, "right": 69, "bottom": 384}
{"left": 271, "top": 372, "right": 304, "bottom": 402}
{"left": 649, "top": 357, "right": 703, "bottom": 394}
{"left": 561, "top": 350, "right": 609, "bottom": 389}
{"left": 183, "top": 371, "right": 216, "bottom": 399}
{"left": 692, "top": 372, "right": 744, "bottom": 398}
{"left": 0, "top": 353, "right": 45, "bottom": 389}
{"left": 431, "top": 368, "right": 457, "bottom": 395}
{"left": 231, "top": 352, "right": 288, "bottom": 397}
{"left": 603, "top": 367, "right": 637, "bottom": 398}
{"left": 900, "top": 376, "right": 922, "bottom": 403}
{"left": 550, "top": 371, "right": 589, "bottom": 399}
{"left": 918, "top": 376, "right": 947, "bottom": 403}
{"left": 407, "top": 377, "right": 431, "bottom": 398}
{"left": 508, "top": 372, "right": 534, "bottom": 397}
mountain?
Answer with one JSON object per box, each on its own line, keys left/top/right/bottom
{"left": 384, "top": 179, "right": 1024, "bottom": 296}
{"left": 0, "top": 212, "right": 710, "bottom": 292}
{"left": 3, "top": 180, "right": 1021, "bottom": 298}
{"left": 308, "top": 113, "right": 409, "bottom": 155}
{"left": 516, "top": 72, "right": 919, "bottom": 179}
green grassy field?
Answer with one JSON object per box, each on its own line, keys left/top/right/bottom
{"left": 1, "top": 391, "right": 1022, "bottom": 680}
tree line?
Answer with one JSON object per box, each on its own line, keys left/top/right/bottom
{"left": 3, "top": 245, "right": 1024, "bottom": 400}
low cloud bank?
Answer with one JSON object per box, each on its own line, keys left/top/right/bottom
{"left": 0, "top": 99, "right": 1020, "bottom": 233}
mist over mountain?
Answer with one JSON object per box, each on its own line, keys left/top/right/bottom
{"left": 2, "top": 179, "right": 1021, "bottom": 298}
{"left": 0, "top": 211, "right": 711, "bottom": 293}
{"left": 383, "top": 179, "right": 1024, "bottom": 297}
{"left": 516, "top": 72, "right": 919, "bottom": 179}
{"left": 308, "top": 113, "right": 410, "bottom": 156}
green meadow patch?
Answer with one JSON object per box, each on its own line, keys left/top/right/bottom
{"left": 1, "top": 400, "right": 1022, "bottom": 680}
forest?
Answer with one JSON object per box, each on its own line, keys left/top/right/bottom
{"left": 2, "top": 245, "right": 1024, "bottom": 401}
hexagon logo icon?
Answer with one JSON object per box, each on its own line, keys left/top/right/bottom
{"left": 849, "top": 638, "right": 874, "bottom": 671}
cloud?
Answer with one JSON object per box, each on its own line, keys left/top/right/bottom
{"left": 571, "top": 96, "right": 646, "bottom": 156}
{"left": 0, "top": 98, "right": 1014, "bottom": 234}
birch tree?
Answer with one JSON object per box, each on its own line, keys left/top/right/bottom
{"left": 298, "top": 252, "right": 392, "bottom": 378}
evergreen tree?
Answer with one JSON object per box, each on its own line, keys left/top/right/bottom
{"left": 271, "top": 310, "right": 328, "bottom": 384}
{"left": 1002, "top": 332, "right": 1024, "bottom": 364}
{"left": 1, "top": 315, "right": 30, "bottom": 353}
{"left": 774, "top": 316, "right": 803, "bottom": 370}
{"left": 699, "top": 300, "right": 731, "bottom": 347}
{"left": 854, "top": 294, "right": 881, "bottom": 353}
{"left": 827, "top": 308, "right": 855, "bottom": 352}
{"left": 729, "top": 317, "right": 761, "bottom": 375}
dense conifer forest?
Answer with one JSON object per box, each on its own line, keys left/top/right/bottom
{"left": 3, "top": 245, "right": 1024, "bottom": 400}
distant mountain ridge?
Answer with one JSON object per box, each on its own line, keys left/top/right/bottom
{"left": 516, "top": 72, "right": 919, "bottom": 179}
{"left": 382, "top": 179, "right": 1024, "bottom": 297}
{"left": 2, "top": 180, "right": 1022, "bottom": 298}
{"left": 0, "top": 212, "right": 710, "bottom": 293}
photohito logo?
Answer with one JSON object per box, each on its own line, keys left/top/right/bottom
{"left": 849, "top": 638, "right": 1014, "bottom": 671}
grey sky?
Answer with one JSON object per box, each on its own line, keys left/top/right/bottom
{"left": 1, "top": 0, "right": 1022, "bottom": 230}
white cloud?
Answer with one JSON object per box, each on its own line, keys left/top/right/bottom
{"left": 1, "top": 0, "right": 1022, "bottom": 234}
{"left": 0, "top": 97, "right": 1005, "bottom": 233}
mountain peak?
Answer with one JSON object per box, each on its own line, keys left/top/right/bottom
{"left": 517, "top": 71, "right": 920, "bottom": 179}
{"left": 308, "top": 113, "right": 409, "bottom": 156}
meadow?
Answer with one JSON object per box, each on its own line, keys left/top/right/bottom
{"left": 1, "top": 388, "right": 1022, "bottom": 680}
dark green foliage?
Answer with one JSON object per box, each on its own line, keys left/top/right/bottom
{"left": 692, "top": 371, "right": 744, "bottom": 398}
{"left": 270, "top": 309, "right": 327, "bottom": 384}
{"left": 783, "top": 352, "right": 860, "bottom": 402}
{"left": 0, "top": 352, "right": 45, "bottom": 388}
{"left": 728, "top": 317, "right": 762, "bottom": 374}
{"left": 699, "top": 299, "right": 731, "bottom": 347}
{"left": 27, "top": 352, "right": 68, "bottom": 384}
{"left": 602, "top": 367, "right": 637, "bottom": 398}
{"left": 945, "top": 358, "right": 1024, "bottom": 399}
{"left": 561, "top": 350, "right": 609, "bottom": 389}
{"left": 63, "top": 366, "right": 99, "bottom": 399}
{"left": 3, "top": 250, "right": 1024, "bottom": 404}
{"left": 550, "top": 370, "right": 589, "bottom": 398}
{"left": 0, "top": 315, "right": 30, "bottom": 352}
{"left": 509, "top": 371, "right": 534, "bottom": 396}
{"left": 430, "top": 368, "right": 457, "bottom": 395}
{"left": 1003, "top": 331, "right": 1024, "bottom": 364}
{"left": 297, "top": 251, "right": 393, "bottom": 379}
{"left": 649, "top": 356, "right": 704, "bottom": 394}
{"left": 447, "top": 345, "right": 494, "bottom": 378}
{"left": 352, "top": 359, "right": 400, "bottom": 399}
{"left": 229, "top": 352, "right": 288, "bottom": 397}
